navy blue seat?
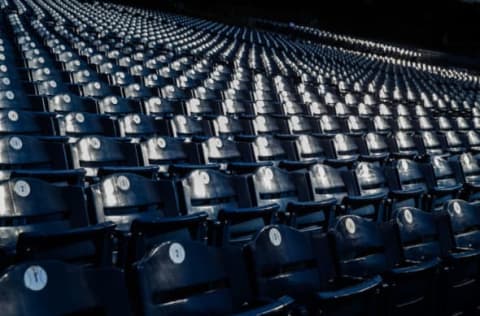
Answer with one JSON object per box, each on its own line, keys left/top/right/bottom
{"left": 0, "top": 135, "right": 71, "bottom": 180}
{"left": 388, "top": 132, "right": 419, "bottom": 159}
{"left": 69, "top": 136, "right": 145, "bottom": 178}
{"left": 88, "top": 173, "right": 178, "bottom": 231}
{"left": 244, "top": 224, "right": 382, "bottom": 315}
{"left": 420, "top": 156, "right": 462, "bottom": 211}
{"left": 0, "top": 259, "right": 132, "bottom": 316}
{"left": 131, "top": 240, "right": 294, "bottom": 315}
{"left": 384, "top": 159, "right": 427, "bottom": 214}
{"left": 235, "top": 165, "right": 336, "bottom": 232}
{"left": 331, "top": 215, "right": 439, "bottom": 315}
{"left": 0, "top": 110, "right": 56, "bottom": 136}
{"left": 236, "top": 135, "right": 288, "bottom": 164}
{"left": 322, "top": 134, "right": 360, "bottom": 169}
{"left": 450, "top": 152, "right": 480, "bottom": 202}
{"left": 0, "top": 177, "right": 89, "bottom": 258}
{"left": 391, "top": 207, "right": 480, "bottom": 315}
{"left": 57, "top": 112, "right": 117, "bottom": 137}
{"left": 175, "top": 168, "right": 277, "bottom": 244}
{"left": 342, "top": 162, "right": 389, "bottom": 221}
{"left": 139, "top": 136, "right": 191, "bottom": 173}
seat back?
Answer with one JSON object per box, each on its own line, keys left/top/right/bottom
{"left": 331, "top": 133, "right": 359, "bottom": 161}
{"left": 248, "top": 166, "right": 299, "bottom": 211}
{"left": 331, "top": 215, "right": 389, "bottom": 278}
{"left": 354, "top": 162, "right": 389, "bottom": 197}
{"left": 0, "top": 136, "right": 69, "bottom": 174}
{"left": 444, "top": 200, "right": 480, "bottom": 249}
{"left": 57, "top": 112, "right": 117, "bottom": 137}
{"left": 307, "top": 163, "right": 348, "bottom": 204}
{"left": 0, "top": 260, "right": 131, "bottom": 316}
{"left": 239, "top": 135, "right": 288, "bottom": 162}
{"left": 457, "top": 152, "right": 480, "bottom": 184}
{"left": 244, "top": 225, "right": 321, "bottom": 298}
{"left": 390, "top": 159, "right": 428, "bottom": 193}
{"left": 90, "top": 173, "right": 176, "bottom": 230}
{"left": 429, "top": 156, "right": 460, "bottom": 188}
{"left": 0, "top": 177, "right": 88, "bottom": 251}
{"left": 179, "top": 169, "right": 239, "bottom": 218}
{"left": 292, "top": 134, "right": 326, "bottom": 161}
{"left": 391, "top": 207, "right": 442, "bottom": 261}
{"left": 391, "top": 132, "right": 418, "bottom": 157}
{"left": 363, "top": 132, "right": 389, "bottom": 157}
{"left": 132, "top": 240, "right": 234, "bottom": 316}
{"left": 70, "top": 136, "right": 141, "bottom": 177}
{"left": 140, "top": 136, "right": 188, "bottom": 172}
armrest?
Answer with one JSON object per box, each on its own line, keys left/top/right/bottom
{"left": 359, "top": 153, "right": 389, "bottom": 162}
{"left": 97, "top": 166, "right": 159, "bottom": 178}
{"left": 389, "top": 187, "right": 425, "bottom": 199}
{"left": 233, "top": 296, "right": 295, "bottom": 316}
{"left": 431, "top": 184, "right": 462, "bottom": 195}
{"left": 324, "top": 157, "right": 357, "bottom": 168}
{"left": 10, "top": 169, "right": 86, "bottom": 185}
{"left": 228, "top": 161, "right": 273, "bottom": 174}
{"left": 279, "top": 159, "right": 318, "bottom": 171}
{"left": 218, "top": 204, "right": 279, "bottom": 222}
{"left": 131, "top": 212, "right": 209, "bottom": 235}
{"left": 404, "top": 259, "right": 422, "bottom": 265}
{"left": 170, "top": 163, "right": 220, "bottom": 175}
{"left": 316, "top": 275, "right": 382, "bottom": 301}
{"left": 345, "top": 192, "right": 387, "bottom": 206}
{"left": 287, "top": 199, "right": 337, "bottom": 213}
{"left": 463, "top": 182, "right": 480, "bottom": 191}
{"left": 390, "top": 258, "right": 440, "bottom": 276}
{"left": 446, "top": 248, "right": 480, "bottom": 262}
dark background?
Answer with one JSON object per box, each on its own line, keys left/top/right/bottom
{"left": 111, "top": 0, "right": 480, "bottom": 62}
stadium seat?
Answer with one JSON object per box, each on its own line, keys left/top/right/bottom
{"left": 390, "top": 207, "right": 480, "bottom": 315}
{"left": 244, "top": 224, "right": 382, "bottom": 315}
{"left": 88, "top": 172, "right": 178, "bottom": 230}
{"left": 0, "top": 259, "right": 132, "bottom": 316}
{"left": 131, "top": 240, "right": 294, "bottom": 315}
{"left": 0, "top": 177, "right": 89, "bottom": 258}
{"left": 330, "top": 215, "right": 439, "bottom": 315}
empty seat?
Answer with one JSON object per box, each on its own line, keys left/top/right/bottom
{"left": 235, "top": 165, "right": 336, "bottom": 232}
{"left": 117, "top": 113, "right": 163, "bottom": 138}
{"left": 330, "top": 215, "right": 439, "bottom": 315}
{"left": 450, "top": 152, "right": 480, "bottom": 202}
{"left": 0, "top": 135, "right": 71, "bottom": 179}
{"left": 320, "top": 134, "right": 359, "bottom": 168}
{"left": 187, "top": 136, "right": 242, "bottom": 168}
{"left": 244, "top": 224, "right": 382, "bottom": 315}
{"left": 0, "top": 259, "right": 132, "bottom": 316}
{"left": 237, "top": 135, "right": 288, "bottom": 163}
{"left": 388, "top": 132, "right": 420, "bottom": 159}
{"left": 385, "top": 159, "right": 428, "bottom": 212}
{"left": 342, "top": 162, "right": 389, "bottom": 221}
{"left": 131, "top": 240, "right": 294, "bottom": 315}
{"left": 390, "top": 207, "right": 480, "bottom": 315}
{"left": 0, "top": 110, "right": 56, "bottom": 136}
{"left": 0, "top": 177, "right": 89, "bottom": 255}
{"left": 140, "top": 136, "right": 190, "bottom": 173}
{"left": 69, "top": 136, "right": 144, "bottom": 177}
{"left": 421, "top": 156, "right": 462, "bottom": 211}
{"left": 88, "top": 173, "right": 178, "bottom": 230}
{"left": 57, "top": 112, "right": 117, "bottom": 137}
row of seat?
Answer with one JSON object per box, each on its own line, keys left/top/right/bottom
{"left": 1, "top": 1, "right": 479, "bottom": 120}
{"left": 6, "top": 109, "right": 480, "bottom": 139}
{"left": 2, "top": 129, "right": 480, "bottom": 176}
{"left": 1, "top": 153, "right": 480, "bottom": 262}
{"left": 3, "top": 198, "right": 480, "bottom": 315}
{"left": 0, "top": 0, "right": 479, "bottom": 314}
